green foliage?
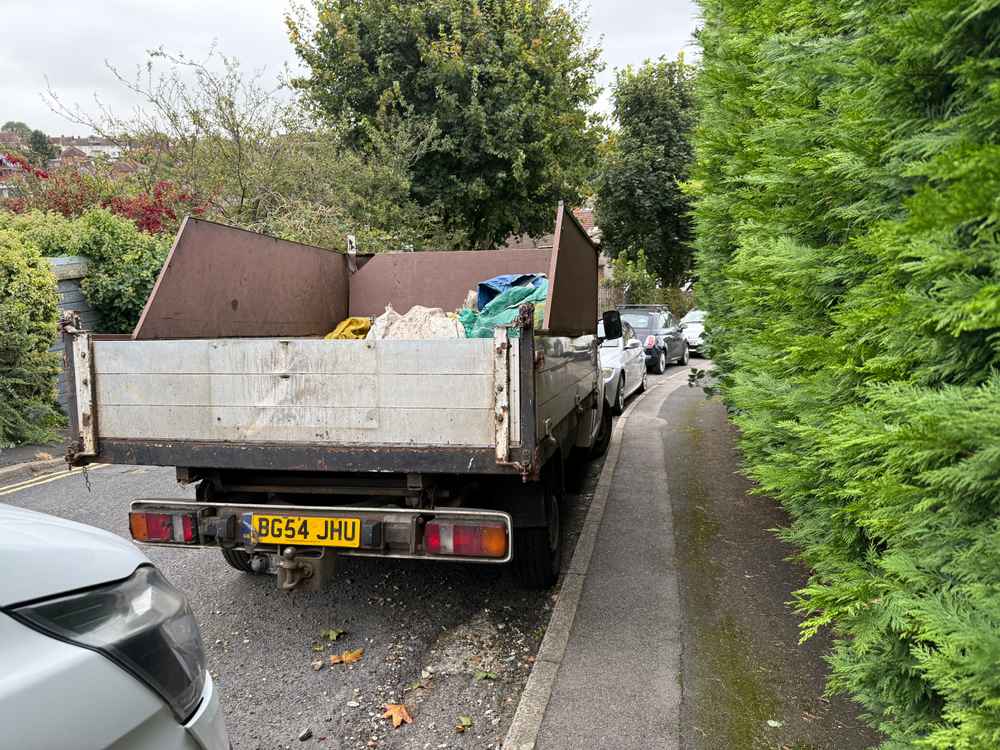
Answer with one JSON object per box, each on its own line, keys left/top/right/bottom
{"left": 53, "top": 50, "right": 454, "bottom": 251}
{"left": 28, "top": 130, "right": 55, "bottom": 164}
{"left": 0, "top": 231, "right": 62, "bottom": 445}
{"left": 2, "top": 209, "right": 171, "bottom": 333}
{"left": 693, "top": 0, "right": 1000, "bottom": 746}
{"left": 606, "top": 251, "right": 693, "bottom": 315}
{"left": 72, "top": 210, "right": 171, "bottom": 333}
{"left": 596, "top": 58, "right": 696, "bottom": 285}
{"left": 607, "top": 251, "right": 658, "bottom": 304}
{"left": 289, "top": 0, "right": 602, "bottom": 247}
{"left": 0, "top": 210, "right": 76, "bottom": 256}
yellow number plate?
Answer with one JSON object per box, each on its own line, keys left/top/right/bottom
{"left": 253, "top": 515, "right": 361, "bottom": 548}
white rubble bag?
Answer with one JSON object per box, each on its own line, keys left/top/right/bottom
{"left": 367, "top": 304, "right": 465, "bottom": 340}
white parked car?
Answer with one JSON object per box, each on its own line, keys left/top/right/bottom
{"left": 0, "top": 503, "right": 229, "bottom": 750}
{"left": 680, "top": 309, "right": 707, "bottom": 355}
{"left": 598, "top": 319, "right": 647, "bottom": 414}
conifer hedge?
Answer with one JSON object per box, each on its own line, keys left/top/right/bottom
{"left": 0, "top": 231, "right": 61, "bottom": 445}
{"left": 693, "top": 1, "right": 1000, "bottom": 746}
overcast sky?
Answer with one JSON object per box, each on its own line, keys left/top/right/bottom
{"left": 1, "top": 0, "right": 700, "bottom": 137}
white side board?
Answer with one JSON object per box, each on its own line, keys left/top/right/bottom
{"left": 91, "top": 338, "right": 500, "bottom": 447}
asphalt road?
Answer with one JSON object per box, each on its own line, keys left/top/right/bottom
{"left": 0, "top": 369, "right": 686, "bottom": 750}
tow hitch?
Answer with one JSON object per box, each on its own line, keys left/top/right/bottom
{"left": 276, "top": 546, "right": 336, "bottom": 592}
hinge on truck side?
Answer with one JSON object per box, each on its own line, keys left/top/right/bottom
{"left": 494, "top": 327, "right": 511, "bottom": 463}
{"left": 61, "top": 311, "right": 97, "bottom": 464}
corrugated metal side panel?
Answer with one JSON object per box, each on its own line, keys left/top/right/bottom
{"left": 90, "top": 338, "right": 499, "bottom": 447}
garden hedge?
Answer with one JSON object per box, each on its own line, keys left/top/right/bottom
{"left": 693, "top": 0, "right": 1000, "bottom": 746}
{"left": 0, "top": 230, "right": 62, "bottom": 445}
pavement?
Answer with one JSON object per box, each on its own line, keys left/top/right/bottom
{"left": 0, "top": 428, "right": 66, "bottom": 470}
{"left": 517, "top": 364, "right": 879, "bottom": 750}
{"left": 0, "top": 365, "right": 880, "bottom": 750}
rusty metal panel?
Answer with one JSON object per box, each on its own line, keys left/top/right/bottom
{"left": 347, "top": 248, "right": 551, "bottom": 317}
{"left": 133, "top": 218, "right": 349, "bottom": 339}
{"left": 542, "top": 203, "right": 600, "bottom": 335}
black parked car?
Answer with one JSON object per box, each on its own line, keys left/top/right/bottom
{"left": 617, "top": 305, "right": 690, "bottom": 373}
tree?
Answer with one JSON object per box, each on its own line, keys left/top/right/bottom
{"left": 45, "top": 49, "right": 457, "bottom": 251}
{"left": 2, "top": 121, "right": 31, "bottom": 139}
{"left": 28, "top": 130, "right": 56, "bottom": 164}
{"left": 596, "top": 58, "right": 695, "bottom": 285}
{"left": 288, "top": 0, "right": 603, "bottom": 247}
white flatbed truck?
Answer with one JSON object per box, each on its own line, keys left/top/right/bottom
{"left": 63, "top": 205, "right": 619, "bottom": 589}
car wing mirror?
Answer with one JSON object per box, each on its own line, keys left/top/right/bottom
{"left": 601, "top": 310, "right": 622, "bottom": 341}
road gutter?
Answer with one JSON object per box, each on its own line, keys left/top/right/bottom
{"left": 503, "top": 368, "right": 691, "bottom": 750}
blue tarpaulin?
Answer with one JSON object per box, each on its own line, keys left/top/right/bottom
{"left": 460, "top": 278, "right": 548, "bottom": 338}
{"left": 476, "top": 273, "right": 547, "bottom": 311}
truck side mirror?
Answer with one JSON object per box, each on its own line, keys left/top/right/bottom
{"left": 601, "top": 310, "right": 622, "bottom": 341}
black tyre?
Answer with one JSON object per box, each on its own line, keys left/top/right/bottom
{"left": 221, "top": 548, "right": 256, "bottom": 573}
{"left": 589, "top": 401, "right": 613, "bottom": 459}
{"left": 654, "top": 350, "right": 667, "bottom": 374}
{"left": 199, "top": 483, "right": 265, "bottom": 575}
{"left": 612, "top": 377, "right": 625, "bottom": 415}
{"left": 677, "top": 343, "right": 690, "bottom": 366}
{"left": 637, "top": 369, "right": 646, "bottom": 394}
{"left": 512, "top": 481, "right": 561, "bottom": 589}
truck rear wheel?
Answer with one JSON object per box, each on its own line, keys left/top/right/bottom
{"left": 512, "top": 479, "right": 561, "bottom": 589}
{"left": 221, "top": 548, "right": 256, "bottom": 573}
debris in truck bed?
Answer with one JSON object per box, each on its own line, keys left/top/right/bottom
{"left": 459, "top": 278, "right": 548, "bottom": 338}
{"left": 325, "top": 317, "right": 372, "bottom": 340}
{"left": 367, "top": 304, "right": 464, "bottom": 340}
{"left": 476, "top": 273, "right": 547, "bottom": 310}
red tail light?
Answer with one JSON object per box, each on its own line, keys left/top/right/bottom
{"left": 423, "top": 520, "right": 508, "bottom": 558}
{"left": 130, "top": 511, "right": 199, "bottom": 544}
{"left": 644, "top": 335, "right": 656, "bottom": 349}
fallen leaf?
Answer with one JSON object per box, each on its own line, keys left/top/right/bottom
{"left": 312, "top": 642, "right": 326, "bottom": 652}
{"left": 404, "top": 679, "right": 430, "bottom": 692}
{"left": 330, "top": 648, "right": 364, "bottom": 665}
{"left": 34, "top": 452, "right": 53, "bottom": 461}
{"left": 766, "top": 719, "right": 784, "bottom": 728}
{"left": 455, "top": 715, "right": 473, "bottom": 733}
{"left": 474, "top": 670, "right": 497, "bottom": 681}
{"left": 382, "top": 703, "right": 412, "bottom": 728}
{"left": 311, "top": 660, "right": 324, "bottom": 671}
{"left": 321, "top": 628, "right": 346, "bottom": 642}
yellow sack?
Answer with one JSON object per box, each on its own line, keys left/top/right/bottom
{"left": 324, "top": 317, "right": 371, "bottom": 340}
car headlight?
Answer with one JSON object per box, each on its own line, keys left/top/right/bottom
{"left": 10, "top": 565, "right": 206, "bottom": 722}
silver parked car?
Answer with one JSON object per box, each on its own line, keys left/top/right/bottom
{"left": 0, "top": 503, "right": 229, "bottom": 750}
{"left": 680, "top": 309, "right": 707, "bottom": 356}
{"left": 598, "top": 320, "right": 647, "bottom": 414}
